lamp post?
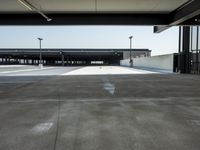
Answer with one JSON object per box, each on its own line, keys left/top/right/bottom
{"left": 129, "top": 36, "right": 133, "bottom": 67}
{"left": 38, "top": 37, "right": 43, "bottom": 69}
{"left": 60, "top": 51, "right": 64, "bottom": 66}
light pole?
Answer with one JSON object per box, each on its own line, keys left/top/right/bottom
{"left": 38, "top": 37, "right": 43, "bottom": 69}
{"left": 129, "top": 36, "right": 133, "bottom": 67}
{"left": 60, "top": 51, "right": 64, "bottom": 66}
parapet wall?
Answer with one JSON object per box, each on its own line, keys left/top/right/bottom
{"left": 120, "top": 54, "right": 174, "bottom": 71}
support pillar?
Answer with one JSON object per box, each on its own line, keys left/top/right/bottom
{"left": 178, "top": 26, "right": 191, "bottom": 73}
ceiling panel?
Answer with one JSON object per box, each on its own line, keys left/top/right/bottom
{"left": 0, "top": 0, "right": 95, "bottom": 12}
{"left": 0, "top": 0, "right": 189, "bottom": 13}
{"left": 0, "top": 0, "right": 28, "bottom": 12}
{"left": 32, "top": 0, "right": 95, "bottom": 12}
{"left": 97, "top": 0, "right": 189, "bottom": 13}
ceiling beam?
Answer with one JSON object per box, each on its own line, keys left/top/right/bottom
{"left": 153, "top": 25, "right": 171, "bottom": 33}
{"left": 0, "top": 1, "right": 198, "bottom": 29}
{"left": 169, "top": 0, "right": 200, "bottom": 25}
{"left": 180, "top": 15, "right": 200, "bottom": 25}
{"left": 0, "top": 13, "right": 168, "bottom": 25}
{"left": 154, "top": 0, "right": 200, "bottom": 33}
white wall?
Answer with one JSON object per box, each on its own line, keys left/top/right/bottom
{"left": 120, "top": 54, "right": 174, "bottom": 71}
{"left": 120, "top": 59, "right": 131, "bottom": 67}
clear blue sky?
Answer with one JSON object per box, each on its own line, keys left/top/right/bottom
{"left": 0, "top": 26, "right": 178, "bottom": 56}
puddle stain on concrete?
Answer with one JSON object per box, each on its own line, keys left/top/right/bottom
{"left": 31, "top": 122, "right": 53, "bottom": 134}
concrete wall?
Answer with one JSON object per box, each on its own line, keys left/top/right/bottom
{"left": 123, "top": 51, "right": 151, "bottom": 59}
{"left": 120, "top": 54, "right": 174, "bottom": 71}
{"left": 120, "top": 59, "right": 131, "bottom": 67}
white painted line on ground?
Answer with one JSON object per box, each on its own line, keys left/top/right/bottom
{"left": 0, "top": 81, "right": 36, "bottom": 83}
{"left": 0, "top": 67, "right": 56, "bottom": 74}
{"left": 1, "top": 97, "right": 199, "bottom": 104}
{"left": 61, "top": 66, "right": 158, "bottom": 75}
{"left": 0, "top": 65, "right": 27, "bottom": 68}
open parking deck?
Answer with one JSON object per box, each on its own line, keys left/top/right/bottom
{"left": 0, "top": 66, "right": 200, "bottom": 150}
{"left": 0, "top": 65, "right": 169, "bottom": 76}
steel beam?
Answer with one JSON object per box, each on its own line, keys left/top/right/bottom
{"left": 169, "top": 0, "right": 200, "bottom": 25}
{"left": 153, "top": 25, "right": 171, "bottom": 33}
{"left": 0, "top": 13, "right": 168, "bottom": 25}
{"left": 154, "top": 0, "right": 200, "bottom": 33}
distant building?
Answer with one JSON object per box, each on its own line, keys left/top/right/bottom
{"left": 0, "top": 48, "right": 151, "bottom": 65}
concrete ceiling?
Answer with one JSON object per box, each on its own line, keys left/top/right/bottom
{"left": 0, "top": 0, "right": 189, "bottom": 14}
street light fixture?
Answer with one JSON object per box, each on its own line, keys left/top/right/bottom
{"left": 129, "top": 36, "right": 133, "bottom": 67}
{"left": 38, "top": 37, "right": 43, "bottom": 69}
{"left": 18, "top": 0, "right": 52, "bottom": 22}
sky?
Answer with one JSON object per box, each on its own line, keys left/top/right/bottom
{"left": 0, "top": 26, "right": 178, "bottom": 56}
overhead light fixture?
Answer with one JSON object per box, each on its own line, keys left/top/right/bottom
{"left": 195, "top": 15, "right": 200, "bottom": 22}
{"left": 17, "top": 0, "right": 52, "bottom": 22}
{"left": 18, "top": 0, "right": 32, "bottom": 10}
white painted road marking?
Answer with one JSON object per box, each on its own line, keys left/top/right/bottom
{"left": 0, "top": 67, "right": 55, "bottom": 74}
{"left": 0, "top": 65, "right": 27, "bottom": 68}
{"left": 103, "top": 82, "right": 115, "bottom": 95}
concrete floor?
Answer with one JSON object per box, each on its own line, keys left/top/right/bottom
{"left": 0, "top": 67, "right": 200, "bottom": 150}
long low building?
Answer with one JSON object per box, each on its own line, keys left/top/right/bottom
{"left": 0, "top": 48, "right": 151, "bottom": 66}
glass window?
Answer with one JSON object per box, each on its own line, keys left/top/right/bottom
{"left": 192, "top": 26, "right": 197, "bottom": 51}
{"left": 198, "top": 26, "right": 200, "bottom": 51}
{"left": 180, "top": 27, "right": 183, "bottom": 52}
{"left": 190, "top": 26, "right": 193, "bottom": 52}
